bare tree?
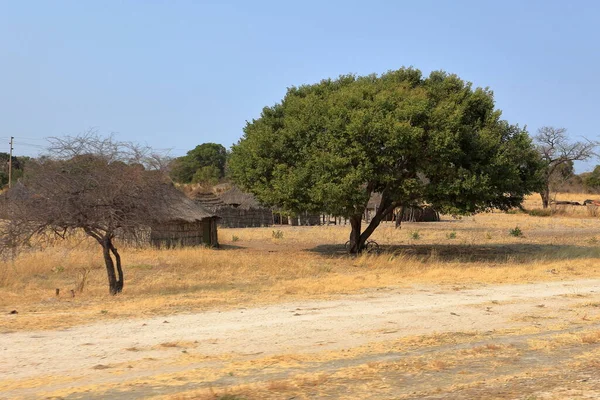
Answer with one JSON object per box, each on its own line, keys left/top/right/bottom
{"left": 2, "top": 132, "right": 173, "bottom": 295}
{"left": 534, "top": 127, "right": 597, "bottom": 208}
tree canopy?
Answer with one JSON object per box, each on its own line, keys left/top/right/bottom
{"left": 170, "top": 143, "right": 227, "bottom": 185}
{"left": 229, "top": 68, "right": 541, "bottom": 252}
{"left": 2, "top": 133, "right": 172, "bottom": 294}
{"left": 533, "top": 126, "right": 597, "bottom": 208}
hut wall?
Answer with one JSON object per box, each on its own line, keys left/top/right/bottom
{"left": 216, "top": 206, "right": 273, "bottom": 228}
{"left": 114, "top": 227, "right": 152, "bottom": 248}
{"left": 397, "top": 206, "right": 440, "bottom": 222}
{"left": 298, "top": 212, "right": 321, "bottom": 226}
{"left": 150, "top": 219, "right": 218, "bottom": 248}
{"left": 273, "top": 213, "right": 288, "bottom": 225}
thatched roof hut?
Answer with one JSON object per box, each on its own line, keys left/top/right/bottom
{"left": 149, "top": 187, "right": 219, "bottom": 248}
{"left": 218, "top": 186, "right": 262, "bottom": 209}
{"left": 214, "top": 186, "right": 273, "bottom": 228}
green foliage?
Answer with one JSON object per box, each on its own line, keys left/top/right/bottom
{"left": 0, "top": 153, "right": 27, "bottom": 188}
{"left": 229, "top": 68, "right": 541, "bottom": 246}
{"left": 509, "top": 226, "right": 523, "bottom": 237}
{"left": 272, "top": 230, "right": 284, "bottom": 239}
{"left": 232, "top": 235, "right": 240, "bottom": 242}
{"left": 410, "top": 230, "right": 421, "bottom": 240}
{"left": 170, "top": 143, "right": 227, "bottom": 184}
{"left": 191, "top": 165, "right": 221, "bottom": 185}
{"left": 446, "top": 231, "right": 457, "bottom": 239}
{"left": 584, "top": 165, "right": 600, "bottom": 190}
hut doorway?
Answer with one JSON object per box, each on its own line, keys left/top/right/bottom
{"left": 202, "top": 220, "right": 212, "bottom": 246}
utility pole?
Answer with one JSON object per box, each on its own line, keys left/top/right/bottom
{"left": 8, "top": 136, "right": 14, "bottom": 188}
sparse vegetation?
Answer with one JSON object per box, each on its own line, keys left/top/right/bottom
{"left": 528, "top": 208, "right": 553, "bottom": 217}
{"left": 509, "top": 226, "right": 523, "bottom": 237}
{"left": 3, "top": 200, "right": 600, "bottom": 398}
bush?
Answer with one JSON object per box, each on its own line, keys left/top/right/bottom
{"left": 232, "top": 235, "right": 240, "bottom": 242}
{"left": 509, "top": 226, "right": 523, "bottom": 237}
{"left": 528, "top": 208, "right": 552, "bottom": 217}
{"left": 272, "top": 230, "right": 284, "bottom": 239}
{"left": 410, "top": 230, "right": 420, "bottom": 240}
{"left": 446, "top": 231, "right": 457, "bottom": 239}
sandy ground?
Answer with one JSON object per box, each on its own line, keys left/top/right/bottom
{"left": 3, "top": 279, "right": 600, "bottom": 399}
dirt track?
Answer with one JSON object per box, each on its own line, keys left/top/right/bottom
{"left": 3, "top": 279, "right": 600, "bottom": 399}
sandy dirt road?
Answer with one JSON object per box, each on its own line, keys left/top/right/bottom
{"left": 3, "top": 279, "right": 600, "bottom": 399}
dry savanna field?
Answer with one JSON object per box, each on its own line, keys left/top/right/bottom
{"left": 3, "top": 194, "right": 600, "bottom": 399}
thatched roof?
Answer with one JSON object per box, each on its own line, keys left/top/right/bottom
{"left": 155, "top": 186, "right": 217, "bottom": 223}
{"left": 218, "top": 186, "right": 262, "bottom": 210}
{"left": 189, "top": 188, "right": 225, "bottom": 212}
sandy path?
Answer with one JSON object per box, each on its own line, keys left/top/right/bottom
{"left": 1, "top": 279, "right": 600, "bottom": 398}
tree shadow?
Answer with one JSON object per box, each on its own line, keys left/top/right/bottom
{"left": 308, "top": 243, "right": 600, "bottom": 264}
{"left": 217, "top": 244, "right": 247, "bottom": 251}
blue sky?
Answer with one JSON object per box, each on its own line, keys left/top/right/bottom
{"left": 1, "top": 0, "right": 599, "bottom": 170}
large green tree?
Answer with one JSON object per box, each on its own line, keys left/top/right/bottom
{"left": 229, "top": 68, "right": 541, "bottom": 253}
{"left": 170, "top": 143, "right": 227, "bottom": 184}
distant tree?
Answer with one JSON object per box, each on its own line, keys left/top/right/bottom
{"left": 191, "top": 165, "right": 221, "bottom": 186}
{"left": 2, "top": 132, "right": 172, "bottom": 295}
{"left": 0, "top": 153, "right": 27, "bottom": 188}
{"left": 229, "top": 68, "right": 541, "bottom": 253}
{"left": 547, "top": 160, "right": 576, "bottom": 199}
{"left": 584, "top": 165, "right": 600, "bottom": 191}
{"left": 534, "top": 127, "right": 597, "bottom": 208}
{"left": 170, "top": 143, "right": 227, "bottom": 184}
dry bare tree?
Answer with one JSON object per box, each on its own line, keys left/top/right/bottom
{"left": 2, "top": 132, "right": 173, "bottom": 295}
{"left": 535, "top": 126, "right": 597, "bottom": 208}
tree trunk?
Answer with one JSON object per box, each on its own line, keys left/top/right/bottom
{"left": 348, "top": 194, "right": 398, "bottom": 254}
{"left": 83, "top": 228, "right": 124, "bottom": 295}
{"left": 395, "top": 206, "right": 405, "bottom": 229}
{"left": 348, "top": 215, "right": 363, "bottom": 254}
{"left": 540, "top": 185, "right": 550, "bottom": 209}
{"left": 101, "top": 236, "right": 123, "bottom": 295}
{"left": 108, "top": 239, "right": 124, "bottom": 293}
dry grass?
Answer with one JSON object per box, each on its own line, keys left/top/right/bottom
{"left": 3, "top": 198, "right": 600, "bottom": 332}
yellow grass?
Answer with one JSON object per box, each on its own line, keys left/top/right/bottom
{"left": 3, "top": 203, "right": 600, "bottom": 332}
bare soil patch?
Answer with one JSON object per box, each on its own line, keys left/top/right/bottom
{"left": 3, "top": 279, "right": 600, "bottom": 399}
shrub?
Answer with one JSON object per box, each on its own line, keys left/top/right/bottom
{"left": 509, "top": 226, "right": 523, "bottom": 237}
{"left": 410, "top": 230, "right": 420, "bottom": 240}
{"left": 272, "top": 230, "right": 284, "bottom": 239}
{"left": 232, "top": 235, "right": 240, "bottom": 242}
{"left": 446, "top": 231, "right": 457, "bottom": 239}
